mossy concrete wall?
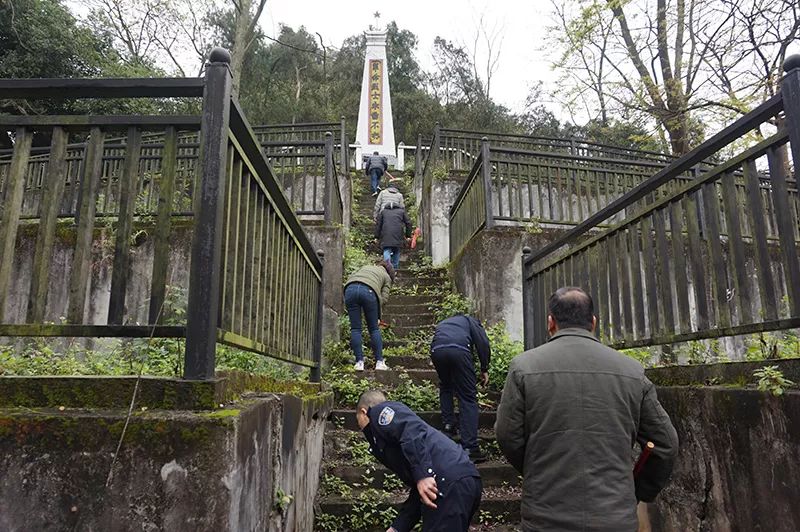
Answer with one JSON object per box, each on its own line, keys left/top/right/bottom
{"left": 650, "top": 386, "right": 800, "bottom": 531}
{"left": 0, "top": 386, "right": 333, "bottom": 531}
{"left": 304, "top": 224, "right": 345, "bottom": 343}
{"left": 450, "top": 226, "right": 570, "bottom": 340}
{"left": 3, "top": 221, "right": 194, "bottom": 327}
{"left": 429, "top": 177, "right": 467, "bottom": 266}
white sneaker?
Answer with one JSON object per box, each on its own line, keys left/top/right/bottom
{"left": 375, "top": 360, "right": 389, "bottom": 371}
{"left": 354, "top": 360, "right": 365, "bottom": 371}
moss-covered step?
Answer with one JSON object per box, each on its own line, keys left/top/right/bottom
{"left": 329, "top": 409, "right": 498, "bottom": 432}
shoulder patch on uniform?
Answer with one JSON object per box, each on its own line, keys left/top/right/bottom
{"left": 378, "top": 406, "right": 395, "bottom": 426}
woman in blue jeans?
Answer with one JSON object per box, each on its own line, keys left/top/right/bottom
{"left": 344, "top": 261, "right": 395, "bottom": 371}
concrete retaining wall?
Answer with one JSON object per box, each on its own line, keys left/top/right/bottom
{"left": 3, "top": 218, "right": 343, "bottom": 343}
{"left": 651, "top": 386, "right": 800, "bottom": 531}
{"left": 450, "top": 226, "right": 569, "bottom": 341}
{"left": 0, "top": 387, "right": 332, "bottom": 532}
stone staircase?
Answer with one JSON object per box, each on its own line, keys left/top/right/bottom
{"left": 314, "top": 176, "right": 521, "bottom": 531}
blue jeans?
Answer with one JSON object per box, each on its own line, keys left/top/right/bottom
{"left": 383, "top": 247, "right": 400, "bottom": 269}
{"left": 344, "top": 283, "right": 383, "bottom": 362}
{"left": 370, "top": 168, "right": 383, "bottom": 193}
{"left": 431, "top": 347, "right": 478, "bottom": 452}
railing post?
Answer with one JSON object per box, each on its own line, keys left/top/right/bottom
{"left": 340, "top": 116, "right": 348, "bottom": 173}
{"left": 184, "top": 47, "right": 232, "bottom": 380}
{"left": 481, "top": 137, "right": 494, "bottom": 229}
{"left": 433, "top": 122, "right": 442, "bottom": 160}
{"left": 310, "top": 249, "right": 325, "bottom": 383}
{"left": 415, "top": 133, "right": 423, "bottom": 179}
{"left": 354, "top": 141, "right": 362, "bottom": 173}
{"left": 397, "top": 141, "right": 405, "bottom": 171}
{"left": 782, "top": 55, "right": 800, "bottom": 189}
{"left": 775, "top": 54, "right": 800, "bottom": 315}
{"left": 324, "top": 131, "right": 334, "bottom": 224}
{"left": 522, "top": 246, "right": 535, "bottom": 350}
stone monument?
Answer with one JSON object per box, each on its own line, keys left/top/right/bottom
{"left": 355, "top": 12, "right": 396, "bottom": 165}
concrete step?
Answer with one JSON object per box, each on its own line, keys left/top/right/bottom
{"left": 382, "top": 313, "right": 438, "bottom": 329}
{"left": 384, "top": 324, "right": 435, "bottom": 338}
{"left": 383, "top": 355, "right": 433, "bottom": 368}
{"left": 329, "top": 409, "right": 498, "bottom": 432}
{"left": 357, "top": 368, "right": 438, "bottom": 386}
{"left": 326, "top": 461, "right": 520, "bottom": 489}
{"left": 394, "top": 276, "right": 447, "bottom": 289}
{"left": 384, "top": 295, "right": 440, "bottom": 307}
{"left": 317, "top": 489, "right": 521, "bottom": 529}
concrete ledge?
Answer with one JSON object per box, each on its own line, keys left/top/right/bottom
{"left": 0, "top": 371, "right": 330, "bottom": 411}
{"left": 646, "top": 358, "right": 800, "bottom": 387}
{"left": 0, "top": 375, "right": 221, "bottom": 410}
{"left": 0, "top": 388, "right": 333, "bottom": 531}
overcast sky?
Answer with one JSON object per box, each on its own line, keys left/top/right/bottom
{"left": 261, "top": 0, "right": 556, "bottom": 115}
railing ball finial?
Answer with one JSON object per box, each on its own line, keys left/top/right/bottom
{"left": 784, "top": 54, "right": 800, "bottom": 73}
{"left": 209, "top": 47, "right": 231, "bottom": 64}
{"left": 522, "top": 246, "right": 532, "bottom": 256}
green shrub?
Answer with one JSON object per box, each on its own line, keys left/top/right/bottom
{"left": 430, "top": 292, "right": 474, "bottom": 322}
{"left": 486, "top": 323, "right": 524, "bottom": 390}
{"left": 753, "top": 365, "right": 795, "bottom": 396}
{"left": 389, "top": 374, "right": 439, "bottom": 410}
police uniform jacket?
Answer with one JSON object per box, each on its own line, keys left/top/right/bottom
{"left": 431, "top": 315, "right": 491, "bottom": 372}
{"left": 363, "top": 401, "right": 480, "bottom": 532}
{"left": 495, "top": 327, "right": 679, "bottom": 532}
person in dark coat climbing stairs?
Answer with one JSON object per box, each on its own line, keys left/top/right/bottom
{"left": 430, "top": 314, "right": 492, "bottom": 464}
{"left": 375, "top": 204, "right": 412, "bottom": 270}
{"left": 356, "top": 390, "right": 483, "bottom": 532}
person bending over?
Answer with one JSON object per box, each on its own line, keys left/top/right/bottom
{"left": 356, "top": 390, "right": 483, "bottom": 532}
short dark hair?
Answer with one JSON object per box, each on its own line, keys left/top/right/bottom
{"left": 357, "top": 390, "right": 386, "bottom": 412}
{"left": 373, "top": 151, "right": 379, "bottom": 155}
{"left": 547, "top": 287, "right": 594, "bottom": 330}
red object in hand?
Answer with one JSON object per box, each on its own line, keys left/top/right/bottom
{"left": 379, "top": 320, "right": 389, "bottom": 329}
{"left": 410, "top": 227, "right": 421, "bottom": 249}
{"left": 633, "top": 441, "right": 655, "bottom": 478}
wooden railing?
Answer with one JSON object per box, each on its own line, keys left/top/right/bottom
{"left": 447, "top": 137, "right": 695, "bottom": 258}
{"left": 0, "top": 123, "right": 345, "bottom": 223}
{"left": 522, "top": 56, "right": 800, "bottom": 353}
{"left": 0, "top": 49, "right": 325, "bottom": 380}
{"left": 420, "top": 123, "right": 677, "bottom": 256}
{"left": 261, "top": 133, "right": 343, "bottom": 225}
{"left": 252, "top": 118, "right": 350, "bottom": 174}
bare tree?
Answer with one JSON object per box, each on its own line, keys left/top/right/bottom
{"left": 548, "top": 0, "right": 799, "bottom": 154}
{"left": 86, "top": 0, "right": 211, "bottom": 76}
{"left": 230, "top": 0, "right": 268, "bottom": 97}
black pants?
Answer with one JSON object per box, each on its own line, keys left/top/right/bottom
{"left": 431, "top": 347, "right": 478, "bottom": 451}
{"left": 422, "top": 476, "right": 482, "bottom": 531}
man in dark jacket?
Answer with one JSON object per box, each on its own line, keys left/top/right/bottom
{"left": 366, "top": 150, "right": 388, "bottom": 195}
{"left": 375, "top": 204, "right": 412, "bottom": 270}
{"left": 495, "top": 287, "right": 678, "bottom": 532}
{"left": 430, "top": 314, "right": 491, "bottom": 463}
{"left": 356, "top": 390, "right": 482, "bottom": 531}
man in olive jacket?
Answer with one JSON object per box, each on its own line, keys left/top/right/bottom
{"left": 495, "top": 287, "right": 678, "bottom": 532}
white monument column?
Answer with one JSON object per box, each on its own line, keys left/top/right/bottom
{"left": 355, "top": 13, "right": 396, "bottom": 164}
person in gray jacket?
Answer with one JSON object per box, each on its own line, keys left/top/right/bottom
{"left": 366, "top": 151, "right": 388, "bottom": 195}
{"left": 373, "top": 185, "right": 405, "bottom": 221}
{"left": 495, "top": 287, "right": 678, "bottom": 532}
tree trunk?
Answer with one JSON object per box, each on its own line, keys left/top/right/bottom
{"left": 229, "top": 0, "right": 253, "bottom": 98}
